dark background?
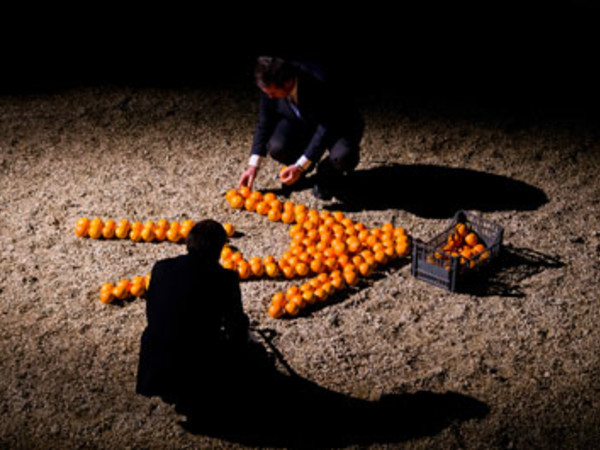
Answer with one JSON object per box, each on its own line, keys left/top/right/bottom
{"left": 1, "top": 3, "right": 598, "bottom": 113}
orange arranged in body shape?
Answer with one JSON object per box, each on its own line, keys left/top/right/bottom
{"left": 77, "top": 188, "right": 412, "bottom": 318}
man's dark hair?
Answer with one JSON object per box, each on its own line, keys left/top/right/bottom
{"left": 254, "top": 56, "right": 296, "bottom": 88}
{"left": 186, "top": 219, "right": 227, "bottom": 261}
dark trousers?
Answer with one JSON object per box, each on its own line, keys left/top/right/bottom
{"left": 266, "top": 118, "right": 363, "bottom": 173}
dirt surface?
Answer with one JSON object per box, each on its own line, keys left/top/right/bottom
{"left": 1, "top": 83, "right": 599, "bottom": 449}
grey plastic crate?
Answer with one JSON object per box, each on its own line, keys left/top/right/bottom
{"left": 411, "top": 210, "right": 504, "bottom": 292}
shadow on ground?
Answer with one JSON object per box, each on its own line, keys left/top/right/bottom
{"left": 462, "top": 245, "right": 564, "bottom": 297}
{"left": 323, "top": 164, "right": 548, "bottom": 219}
{"left": 179, "top": 331, "right": 490, "bottom": 448}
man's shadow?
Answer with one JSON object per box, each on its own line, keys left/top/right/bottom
{"left": 320, "top": 164, "right": 548, "bottom": 219}
{"left": 178, "top": 331, "right": 489, "bottom": 448}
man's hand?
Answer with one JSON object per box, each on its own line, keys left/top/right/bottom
{"left": 238, "top": 166, "right": 258, "bottom": 190}
{"left": 280, "top": 165, "right": 303, "bottom": 185}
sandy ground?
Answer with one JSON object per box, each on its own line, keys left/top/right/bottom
{"left": 0, "top": 83, "right": 599, "bottom": 449}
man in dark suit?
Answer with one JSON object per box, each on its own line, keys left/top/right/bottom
{"left": 238, "top": 56, "right": 364, "bottom": 200}
{"left": 136, "top": 219, "right": 249, "bottom": 417}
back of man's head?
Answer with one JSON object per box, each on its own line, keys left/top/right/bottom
{"left": 255, "top": 56, "right": 296, "bottom": 88}
{"left": 186, "top": 219, "right": 227, "bottom": 261}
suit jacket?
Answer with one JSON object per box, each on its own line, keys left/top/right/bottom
{"left": 251, "top": 61, "right": 363, "bottom": 163}
{"left": 136, "top": 253, "right": 248, "bottom": 404}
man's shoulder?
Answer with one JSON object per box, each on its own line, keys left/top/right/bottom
{"left": 152, "top": 254, "right": 188, "bottom": 272}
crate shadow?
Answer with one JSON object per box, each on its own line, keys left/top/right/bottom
{"left": 325, "top": 164, "right": 548, "bottom": 219}
{"left": 461, "top": 244, "right": 564, "bottom": 297}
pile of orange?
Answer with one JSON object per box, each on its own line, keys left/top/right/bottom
{"left": 433, "top": 222, "right": 490, "bottom": 269}
{"left": 224, "top": 187, "right": 411, "bottom": 318}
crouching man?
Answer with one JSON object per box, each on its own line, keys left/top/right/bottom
{"left": 136, "top": 219, "right": 251, "bottom": 424}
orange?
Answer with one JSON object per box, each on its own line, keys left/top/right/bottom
{"left": 472, "top": 243, "right": 486, "bottom": 256}
{"left": 244, "top": 197, "right": 258, "bottom": 212}
{"left": 88, "top": 220, "right": 103, "bottom": 239}
{"left": 221, "top": 258, "right": 236, "bottom": 270}
{"left": 112, "top": 279, "right": 131, "bottom": 300}
{"left": 343, "top": 263, "right": 357, "bottom": 275}
{"left": 359, "top": 262, "right": 374, "bottom": 277}
{"left": 384, "top": 246, "right": 397, "bottom": 260}
{"left": 290, "top": 293, "right": 305, "bottom": 309}
{"left": 265, "top": 262, "right": 279, "bottom": 278}
{"left": 237, "top": 261, "right": 251, "bottom": 280}
{"left": 225, "top": 189, "right": 238, "bottom": 202}
{"left": 251, "top": 262, "right": 264, "bottom": 277}
{"left": 255, "top": 201, "right": 270, "bottom": 215}
{"left": 75, "top": 217, "right": 90, "bottom": 237}
{"left": 455, "top": 222, "right": 468, "bottom": 237}
{"left": 154, "top": 227, "right": 167, "bottom": 241}
{"left": 101, "top": 219, "right": 116, "bottom": 239}
{"left": 100, "top": 289, "right": 115, "bottom": 304}
{"left": 322, "top": 282, "right": 335, "bottom": 296}
{"left": 130, "top": 282, "right": 146, "bottom": 297}
{"left": 100, "top": 282, "right": 115, "bottom": 304}
{"left": 294, "top": 203, "right": 308, "bottom": 216}
{"left": 223, "top": 223, "right": 235, "bottom": 237}
{"left": 263, "top": 192, "right": 277, "bottom": 204}
{"left": 332, "top": 211, "right": 345, "bottom": 222}
{"left": 115, "top": 220, "right": 130, "bottom": 239}
{"left": 314, "top": 287, "right": 328, "bottom": 302}
{"left": 381, "top": 222, "right": 394, "bottom": 234}
{"left": 324, "top": 257, "right": 339, "bottom": 272}
{"left": 354, "top": 222, "right": 367, "bottom": 232}
{"left": 357, "top": 229, "right": 370, "bottom": 244}
{"left": 249, "top": 191, "right": 263, "bottom": 203}
{"left": 295, "top": 262, "right": 309, "bottom": 277}
{"left": 283, "top": 201, "right": 295, "bottom": 212}
{"left": 316, "top": 273, "right": 330, "bottom": 284}
{"left": 229, "top": 194, "right": 244, "bottom": 209}
{"left": 271, "top": 291, "right": 286, "bottom": 307}
{"left": 238, "top": 186, "right": 252, "bottom": 199}
{"left": 282, "top": 265, "right": 296, "bottom": 279}
{"left": 268, "top": 208, "right": 282, "bottom": 222}
{"left": 270, "top": 199, "right": 283, "bottom": 211}
{"left": 331, "top": 276, "right": 345, "bottom": 291}
{"left": 141, "top": 226, "right": 155, "bottom": 242}
{"left": 295, "top": 211, "right": 307, "bottom": 225}
{"left": 281, "top": 210, "right": 295, "bottom": 224}
{"left": 337, "top": 253, "right": 351, "bottom": 268}
{"left": 263, "top": 255, "right": 276, "bottom": 265}
{"left": 89, "top": 217, "right": 103, "bottom": 229}
{"left": 344, "top": 270, "right": 359, "bottom": 286}
{"left": 310, "top": 258, "right": 325, "bottom": 274}
{"left": 332, "top": 239, "right": 347, "bottom": 257}
{"left": 464, "top": 232, "right": 479, "bottom": 247}
{"left": 341, "top": 217, "right": 354, "bottom": 229}
{"left": 374, "top": 250, "right": 388, "bottom": 265}
{"left": 396, "top": 241, "right": 410, "bottom": 257}
{"left": 351, "top": 255, "right": 365, "bottom": 267}
{"left": 285, "top": 300, "right": 300, "bottom": 316}
{"left": 129, "top": 221, "right": 143, "bottom": 242}
{"left": 166, "top": 227, "right": 181, "bottom": 243}
{"left": 249, "top": 256, "right": 262, "bottom": 266}
{"left": 268, "top": 303, "right": 285, "bottom": 319}
{"left": 231, "top": 252, "right": 244, "bottom": 264}
{"left": 302, "top": 289, "right": 316, "bottom": 305}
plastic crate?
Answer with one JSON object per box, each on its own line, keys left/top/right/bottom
{"left": 411, "top": 210, "right": 504, "bottom": 292}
